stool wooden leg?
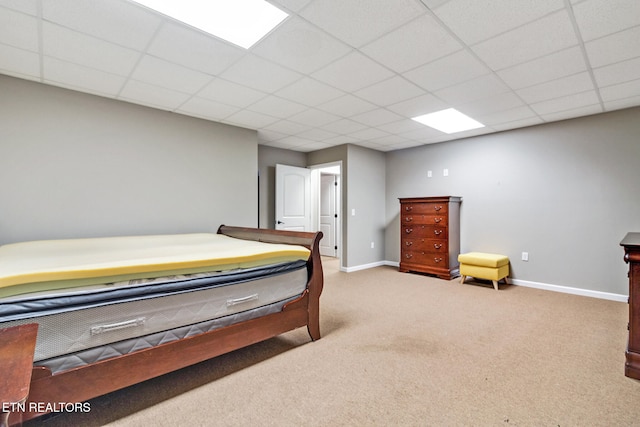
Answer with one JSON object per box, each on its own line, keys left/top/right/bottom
{"left": 492, "top": 280, "right": 499, "bottom": 290}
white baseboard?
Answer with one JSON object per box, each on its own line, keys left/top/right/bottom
{"left": 343, "top": 260, "right": 628, "bottom": 302}
{"left": 509, "top": 278, "right": 627, "bottom": 302}
{"left": 341, "top": 261, "right": 389, "bottom": 273}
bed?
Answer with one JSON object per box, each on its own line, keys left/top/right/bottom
{"left": 0, "top": 225, "right": 323, "bottom": 425}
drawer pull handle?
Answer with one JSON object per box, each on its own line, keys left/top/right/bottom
{"left": 405, "top": 241, "right": 413, "bottom": 246}
{"left": 91, "top": 317, "right": 146, "bottom": 335}
{"left": 405, "top": 253, "right": 413, "bottom": 259}
{"left": 405, "top": 206, "right": 413, "bottom": 212}
{"left": 405, "top": 228, "right": 413, "bottom": 234}
{"left": 434, "top": 205, "right": 442, "bottom": 211}
{"left": 434, "top": 257, "right": 443, "bottom": 263}
{"left": 434, "top": 230, "right": 442, "bottom": 236}
{"left": 434, "top": 217, "right": 442, "bottom": 223}
{"left": 405, "top": 216, "right": 413, "bottom": 222}
{"left": 433, "top": 243, "right": 442, "bottom": 249}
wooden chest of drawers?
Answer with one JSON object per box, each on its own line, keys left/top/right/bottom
{"left": 399, "top": 196, "right": 461, "bottom": 280}
{"left": 621, "top": 233, "right": 640, "bottom": 380}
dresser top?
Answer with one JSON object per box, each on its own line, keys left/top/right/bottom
{"left": 399, "top": 196, "right": 462, "bottom": 203}
{"left": 621, "top": 232, "right": 640, "bottom": 249}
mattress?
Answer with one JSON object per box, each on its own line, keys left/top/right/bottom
{"left": 0, "top": 233, "right": 311, "bottom": 298}
{"left": 0, "top": 261, "right": 308, "bottom": 362}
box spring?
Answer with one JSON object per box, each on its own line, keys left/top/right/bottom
{"left": 0, "top": 260, "right": 308, "bottom": 367}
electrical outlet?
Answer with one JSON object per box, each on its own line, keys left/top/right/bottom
{"left": 371, "top": 242, "right": 375, "bottom": 249}
{"left": 443, "top": 168, "right": 449, "bottom": 176}
{"left": 427, "top": 170, "right": 432, "bottom": 178}
{"left": 522, "top": 252, "right": 529, "bottom": 261}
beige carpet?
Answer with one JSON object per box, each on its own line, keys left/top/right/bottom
{"left": 28, "top": 258, "right": 640, "bottom": 426}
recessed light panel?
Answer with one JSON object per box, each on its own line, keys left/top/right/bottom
{"left": 131, "top": 0, "right": 288, "bottom": 49}
{"left": 412, "top": 108, "right": 485, "bottom": 134}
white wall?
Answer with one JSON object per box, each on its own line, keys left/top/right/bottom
{"left": 0, "top": 75, "right": 258, "bottom": 244}
{"left": 385, "top": 107, "right": 640, "bottom": 296}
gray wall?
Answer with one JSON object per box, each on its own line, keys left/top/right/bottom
{"left": 386, "top": 107, "right": 640, "bottom": 296}
{"left": 0, "top": 75, "right": 258, "bottom": 245}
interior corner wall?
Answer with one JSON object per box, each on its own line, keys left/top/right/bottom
{"left": 385, "top": 107, "right": 640, "bottom": 296}
{"left": 257, "top": 145, "right": 306, "bottom": 229}
{"left": 0, "top": 75, "right": 258, "bottom": 245}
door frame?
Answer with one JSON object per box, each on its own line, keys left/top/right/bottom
{"left": 309, "top": 161, "right": 342, "bottom": 261}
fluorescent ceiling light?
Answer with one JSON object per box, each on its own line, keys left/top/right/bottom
{"left": 131, "top": 0, "right": 288, "bottom": 49}
{"left": 412, "top": 108, "right": 485, "bottom": 134}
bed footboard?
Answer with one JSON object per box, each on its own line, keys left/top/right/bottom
{"left": 4, "top": 226, "right": 323, "bottom": 425}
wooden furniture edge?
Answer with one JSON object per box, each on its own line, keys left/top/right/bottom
{"left": 1, "top": 324, "right": 38, "bottom": 427}
{"left": 8, "top": 226, "right": 324, "bottom": 424}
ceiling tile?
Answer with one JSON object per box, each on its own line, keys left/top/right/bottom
{"left": 220, "top": 54, "right": 302, "bottom": 92}
{"left": 131, "top": 55, "right": 212, "bottom": 94}
{"left": 573, "top": 0, "right": 640, "bottom": 42}
{"left": 0, "top": 0, "right": 38, "bottom": 15}
{"left": 246, "top": 95, "right": 309, "bottom": 119}
{"left": 262, "top": 119, "right": 309, "bottom": 135}
{"left": 354, "top": 76, "right": 426, "bottom": 106}
{"left": 176, "top": 96, "right": 240, "bottom": 121}
{"left": 43, "top": 56, "right": 126, "bottom": 96}
{"left": 475, "top": 105, "right": 538, "bottom": 126}
{"left": 498, "top": 46, "right": 587, "bottom": 89}
{"left": 321, "top": 118, "right": 368, "bottom": 135}
{"left": 360, "top": 14, "right": 462, "bottom": 73}
{"left": 350, "top": 108, "right": 404, "bottom": 127}
{"left": 268, "top": 0, "right": 312, "bottom": 13}
{"left": 42, "top": 0, "right": 161, "bottom": 51}
{"left": 252, "top": 16, "right": 351, "bottom": 74}
{"left": 275, "top": 77, "right": 344, "bottom": 106}
{"left": 472, "top": 10, "right": 579, "bottom": 70}
{"left": 312, "top": 51, "right": 394, "bottom": 92}
{"left": 457, "top": 91, "right": 525, "bottom": 118}
{"left": 119, "top": 80, "right": 191, "bottom": 110}
{"left": 530, "top": 90, "right": 601, "bottom": 115}
{"left": 43, "top": 22, "right": 140, "bottom": 76}
{"left": 300, "top": 0, "right": 425, "bottom": 47}
{"left": 147, "top": 23, "right": 245, "bottom": 75}
{"left": 599, "top": 79, "right": 640, "bottom": 103}
{"left": 404, "top": 50, "right": 491, "bottom": 92}
{"left": 0, "top": 44, "right": 40, "bottom": 79}
{"left": 491, "top": 116, "right": 544, "bottom": 131}
{"left": 516, "top": 72, "right": 594, "bottom": 104}
{"left": 197, "top": 78, "right": 266, "bottom": 108}
{"left": 584, "top": 26, "right": 640, "bottom": 68}
{"left": 604, "top": 95, "right": 640, "bottom": 112}
{"left": 540, "top": 103, "right": 603, "bottom": 122}
{"left": 288, "top": 107, "right": 340, "bottom": 127}
{"left": 593, "top": 57, "right": 640, "bottom": 87}
{"left": 316, "top": 94, "right": 376, "bottom": 117}
{"left": 387, "top": 93, "right": 449, "bottom": 118}
{"left": 0, "top": 8, "right": 38, "bottom": 51}
{"left": 433, "top": 0, "right": 565, "bottom": 44}
{"left": 435, "top": 74, "right": 510, "bottom": 105}
{"left": 224, "top": 109, "right": 280, "bottom": 129}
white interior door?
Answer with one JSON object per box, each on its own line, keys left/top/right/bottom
{"left": 275, "top": 164, "right": 311, "bottom": 231}
{"left": 320, "top": 174, "right": 337, "bottom": 257}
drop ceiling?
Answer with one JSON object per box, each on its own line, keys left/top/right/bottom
{"left": 1, "top": 0, "right": 639, "bottom": 152}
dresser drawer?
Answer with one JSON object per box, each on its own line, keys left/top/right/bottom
{"left": 402, "top": 238, "right": 448, "bottom": 253}
{"left": 402, "top": 214, "right": 447, "bottom": 226}
{"left": 401, "top": 251, "right": 449, "bottom": 268}
{"left": 402, "top": 224, "right": 447, "bottom": 239}
{"left": 401, "top": 202, "right": 448, "bottom": 215}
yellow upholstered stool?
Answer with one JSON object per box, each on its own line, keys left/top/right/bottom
{"left": 458, "top": 252, "right": 509, "bottom": 290}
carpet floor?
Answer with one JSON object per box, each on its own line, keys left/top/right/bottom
{"left": 27, "top": 257, "right": 640, "bottom": 426}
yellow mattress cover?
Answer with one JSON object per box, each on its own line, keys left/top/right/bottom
{"left": 0, "top": 233, "right": 310, "bottom": 299}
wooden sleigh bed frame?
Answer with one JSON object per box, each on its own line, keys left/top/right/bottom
{"left": 1, "top": 225, "right": 323, "bottom": 426}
